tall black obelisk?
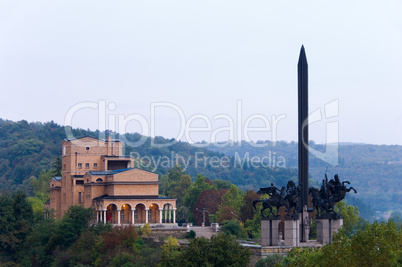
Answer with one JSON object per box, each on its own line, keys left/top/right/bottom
{"left": 298, "top": 45, "right": 309, "bottom": 242}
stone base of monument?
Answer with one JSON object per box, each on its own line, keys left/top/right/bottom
{"left": 316, "top": 213, "right": 343, "bottom": 244}
{"left": 261, "top": 216, "right": 281, "bottom": 246}
{"left": 284, "top": 215, "right": 299, "bottom": 247}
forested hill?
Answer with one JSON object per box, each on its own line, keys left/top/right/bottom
{"left": 206, "top": 140, "right": 402, "bottom": 216}
{"left": 1, "top": 118, "right": 397, "bottom": 218}
{"left": 0, "top": 118, "right": 297, "bottom": 194}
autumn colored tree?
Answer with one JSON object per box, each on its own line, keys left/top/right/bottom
{"left": 183, "top": 174, "right": 214, "bottom": 222}
{"left": 193, "top": 188, "right": 227, "bottom": 225}
{"left": 240, "top": 189, "right": 259, "bottom": 222}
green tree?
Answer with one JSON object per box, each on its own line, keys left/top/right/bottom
{"left": 0, "top": 191, "right": 33, "bottom": 262}
{"left": 216, "top": 184, "right": 243, "bottom": 223}
{"left": 220, "top": 220, "right": 247, "bottom": 238}
{"left": 0, "top": 194, "right": 16, "bottom": 260}
{"left": 181, "top": 234, "right": 251, "bottom": 266}
{"left": 212, "top": 179, "right": 232, "bottom": 190}
{"left": 350, "top": 221, "right": 401, "bottom": 266}
{"left": 159, "top": 165, "right": 192, "bottom": 223}
{"left": 19, "top": 218, "right": 56, "bottom": 266}
{"left": 284, "top": 220, "right": 401, "bottom": 267}
{"left": 389, "top": 210, "right": 402, "bottom": 231}
{"left": 52, "top": 157, "right": 62, "bottom": 176}
{"left": 160, "top": 236, "right": 181, "bottom": 267}
{"left": 168, "top": 173, "right": 192, "bottom": 223}
{"left": 48, "top": 205, "right": 94, "bottom": 249}
{"left": 255, "top": 254, "right": 285, "bottom": 267}
{"left": 335, "top": 201, "right": 365, "bottom": 236}
{"left": 183, "top": 174, "right": 214, "bottom": 222}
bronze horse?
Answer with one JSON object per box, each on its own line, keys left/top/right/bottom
{"left": 310, "top": 174, "right": 357, "bottom": 216}
{"left": 253, "top": 182, "right": 300, "bottom": 217}
{"left": 253, "top": 186, "right": 285, "bottom": 217}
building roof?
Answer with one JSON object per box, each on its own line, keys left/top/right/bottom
{"left": 88, "top": 168, "right": 134, "bottom": 176}
{"left": 64, "top": 136, "right": 121, "bottom": 142}
{"left": 52, "top": 176, "right": 62, "bottom": 181}
{"left": 92, "top": 195, "right": 174, "bottom": 201}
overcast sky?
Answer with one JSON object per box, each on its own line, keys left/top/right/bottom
{"left": 1, "top": 0, "right": 401, "bottom": 145}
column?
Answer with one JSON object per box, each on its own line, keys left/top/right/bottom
{"left": 117, "top": 209, "right": 121, "bottom": 225}
{"left": 173, "top": 208, "right": 176, "bottom": 223}
{"left": 159, "top": 209, "right": 163, "bottom": 224}
{"left": 132, "top": 209, "right": 135, "bottom": 225}
{"left": 103, "top": 210, "right": 107, "bottom": 224}
{"left": 96, "top": 210, "right": 99, "bottom": 223}
{"left": 145, "top": 209, "right": 149, "bottom": 224}
{"left": 164, "top": 209, "right": 168, "bottom": 223}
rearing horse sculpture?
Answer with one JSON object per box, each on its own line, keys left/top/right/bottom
{"left": 253, "top": 185, "right": 286, "bottom": 217}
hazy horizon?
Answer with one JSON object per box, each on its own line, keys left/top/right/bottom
{"left": 1, "top": 1, "right": 401, "bottom": 146}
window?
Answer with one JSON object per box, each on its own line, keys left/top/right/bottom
{"left": 94, "top": 163, "right": 98, "bottom": 168}
{"left": 148, "top": 210, "right": 152, "bottom": 221}
{"left": 76, "top": 180, "right": 84, "bottom": 185}
{"left": 121, "top": 211, "right": 125, "bottom": 222}
{"left": 78, "top": 192, "right": 82, "bottom": 203}
{"left": 85, "top": 163, "right": 89, "bottom": 168}
{"left": 134, "top": 210, "right": 138, "bottom": 220}
{"left": 96, "top": 178, "right": 103, "bottom": 182}
{"left": 78, "top": 163, "right": 82, "bottom": 169}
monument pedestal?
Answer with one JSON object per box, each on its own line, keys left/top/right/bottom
{"left": 261, "top": 217, "right": 281, "bottom": 246}
{"left": 284, "top": 215, "right": 299, "bottom": 247}
{"left": 316, "top": 214, "right": 343, "bottom": 244}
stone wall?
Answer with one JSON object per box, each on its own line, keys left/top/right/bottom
{"left": 147, "top": 228, "right": 187, "bottom": 239}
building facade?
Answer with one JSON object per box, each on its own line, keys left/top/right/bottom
{"left": 49, "top": 136, "right": 176, "bottom": 225}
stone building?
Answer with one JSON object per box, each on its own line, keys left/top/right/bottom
{"left": 48, "top": 136, "right": 177, "bottom": 226}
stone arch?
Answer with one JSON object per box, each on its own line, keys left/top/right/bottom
{"left": 162, "top": 202, "right": 174, "bottom": 209}
{"left": 162, "top": 203, "right": 174, "bottom": 223}
{"left": 120, "top": 203, "right": 132, "bottom": 224}
{"left": 135, "top": 203, "right": 146, "bottom": 224}
{"left": 106, "top": 203, "right": 118, "bottom": 224}
{"left": 148, "top": 203, "right": 160, "bottom": 224}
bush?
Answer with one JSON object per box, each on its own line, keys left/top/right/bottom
{"left": 255, "top": 254, "right": 285, "bottom": 267}
{"left": 185, "top": 230, "right": 196, "bottom": 239}
{"left": 221, "top": 220, "right": 247, "bottom": 238}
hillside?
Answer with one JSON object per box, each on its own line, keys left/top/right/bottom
{"left": 0, "top": 118, "right": 296, "bottom": 194}
{"left": 206, "top": 140, "right": 402, "bottom": 217}
{"left": 1, "top": 118, "right": 397, "bottom": 219}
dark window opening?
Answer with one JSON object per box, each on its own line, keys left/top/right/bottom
{"left": 94, "top": 163, "right": 98, "bottom": 168}
{"left": 107, "top": 160, "right": 130, "bottom": 170}
{"left": 76, "top": 180, "right": 84, "bottom": 185}
{"left": 96, "top": 178, "right": 103, "bottom": 182}
{"left": 78, "top": 192, "right": 82, "bottom": 203}
{"left": 85, "top": 163, "right": 89, "bottom": 168}
{"left": 78, "top": 163, "right": 82, "bottom": 168}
